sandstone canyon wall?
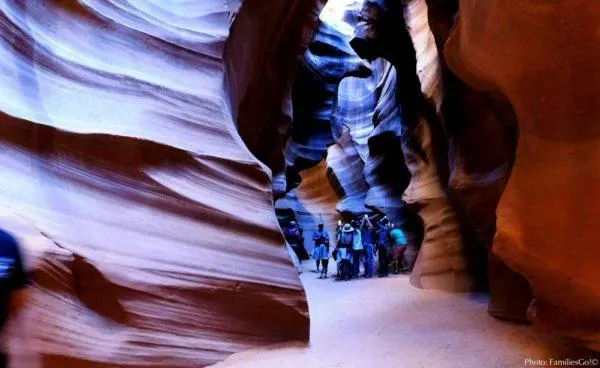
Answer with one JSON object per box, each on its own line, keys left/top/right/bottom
{"left": 444, "top": 0, "right": 600, "bottom": 350}
{"left": 0, "top": 0, "right": 325, "bottom": 366}
{"left": 1, "top": 0, "right": 599, "bottom": 365}
{"left": 275, "top": 0, "right": 466, "bottom": 286}
{"left": 346, "top": 0, "right": 600, "bottom": 349}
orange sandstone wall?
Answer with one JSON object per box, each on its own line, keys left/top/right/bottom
{"left": 445, "top": 0, "right": 600, "bottom": 349}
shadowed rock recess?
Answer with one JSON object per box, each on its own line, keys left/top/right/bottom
{"left": 0, "top": 0, "right": 598, "bottom": 366}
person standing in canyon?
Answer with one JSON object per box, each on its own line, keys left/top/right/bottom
{"left": 312, "top": 223, "right": 330, "bottom": 277}
{"left": 335, "top": 223, "right": 355, "bottom": 281}
{"left": 334, "top": 220, "right": 343, "bottom": 278}
{"left": 360, "top": 215, "right": 376, "bottom": 278}
{"left": 389, "top": 223, "right": 408, "bottom": 274}
{"left": 375, "top": 217, "right": 391, "bottom": 277}
{"left": 285, "top": 221, "right": 307, "bottom": 264}
{"left": 0, "top": 229, "right": 28, "bottom": 368}
{"left": 350, "top": 219, "right": 363, "bottom": 278}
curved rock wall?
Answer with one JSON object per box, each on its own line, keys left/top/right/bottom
{"left": 423, "top": 0, "right": 529, "bottom": 319}
{"left": 284, "top": 10, "right": 371, "bottom": 191}
{"left": 445, "top": 0, "right": 600, "bottom": 349}
{"left": 226, "top": 0, "right": 326, "bottom": 173}
{"left": 274, "top": 0, "right": 377, "bottom": 246}
{"left": 2, "top": 0, "right": 599, "bottom": 361}
{"left": 279, "top": 0, "right": 486, "bottom": 291}
{"left": 350, "top": 0, "right": 480, "bottom": 290}
{"left": 0, "top": 0, "right": 324, "bottom": 366}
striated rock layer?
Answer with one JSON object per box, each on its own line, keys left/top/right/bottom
{"left": 0, "top": 0, "right": 325, "bottom": 366}
{"left": 351, "top": 0, "right": 480, "bottom": 291}
{"left": 423, "top": 0, "right": 530, "bottom": 321}
{"left": 279, "top": 0, "right": 484, "bottom": 291}
{"left": 2, "top": 0, "right": 599, "bottom": 362}
{"left": 445, "top": 0, "right": 600, "bottom": 349}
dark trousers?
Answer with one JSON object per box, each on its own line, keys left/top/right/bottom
{"left": 291, "top": 244, "right": 303, "bottom": 263}
{"left": 340, "top": 260, "right": 352, "bottom": 280}
{"left": 391, "top": 246, "right": 406, "bottom": 274}
{"left": 321, "top": 259, "right": 329, "bottom": 276}
{"left": 377, "top": 245, "right": 389, "bottom": 276}
{"left": 363, "top": 244, "right": 374, "bottom": 277}
{"left": 352, "top": 250, "right": 362, "bottom": 277}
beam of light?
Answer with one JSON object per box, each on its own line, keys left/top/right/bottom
{"left": 319, "top": 0, "right": 364, "bottom": 35}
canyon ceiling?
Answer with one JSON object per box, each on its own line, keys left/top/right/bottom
{"left": 0, "top": 0, "right": 598, "bottom": 366}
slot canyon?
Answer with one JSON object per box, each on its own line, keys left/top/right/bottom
{"left": 0, "top": 0, "right": 599, "bottom": 367}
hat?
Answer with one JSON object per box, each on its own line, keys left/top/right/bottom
{"left": 342, "top": 223, "right": 354, "bottom": 233}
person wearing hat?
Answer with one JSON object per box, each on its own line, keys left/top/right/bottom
{"left": 312, "top": 223, "right": 330, "bottom": 277}
{"left": 375, "top": 216, "right": 392, "bottom": 277}
{"left": 335, "top": 223, "right": 355, "bottom": 281}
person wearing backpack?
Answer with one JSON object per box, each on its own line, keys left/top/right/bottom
{"left": 336, "top": 223, "right": 355, "bottom": 281}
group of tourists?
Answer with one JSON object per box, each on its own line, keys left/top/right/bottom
{"left": 308, "top": 215, "right": 409, "bottom": 281}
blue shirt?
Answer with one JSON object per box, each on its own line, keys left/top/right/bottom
{"left": 376, "top": 225, "right": 391, "bottom": 246}
{"left": 389, "top": 228, "right": 407, "bottom": 246}
{"left": 361, "top": 227, "right": 375, "bottom": 245}
{"left": 312, "top": 229, "right": 329, "bottom": 246}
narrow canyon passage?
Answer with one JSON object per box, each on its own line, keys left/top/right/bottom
{"left": 213, "top": 264, "right": 595, "bottom": 368}
{"left": 0, "top": 0, "right": 598, "bottom": 366}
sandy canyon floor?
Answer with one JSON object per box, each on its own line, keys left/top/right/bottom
{"left": 213, "top": 262, "right": 598, "bottom": 368}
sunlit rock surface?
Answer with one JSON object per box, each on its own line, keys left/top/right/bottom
{"left": 445, "top": 0, "right": 600, "bottom": 349}
{"left": 283, "top": 9, "right": 370, "bottom": 192}
{"left": 0, "top": 0, "right": 325, "bottom": 366}
{"left": 422, "top": 0, "right": 531, "bottom": 321}
{"left": 274, "top": 0, "right": 374, "bottom": 245}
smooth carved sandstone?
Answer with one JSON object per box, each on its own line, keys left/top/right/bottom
{"left": 226, "top": 0, "right": 327, "bottom": 174}
{"left": 1, "top": 0, "right": 599, "bottom": 365}
{"left": 0, "top": 0, "right": 326, "bottom": 366}
{"left": 284, "top": 13, "right": 371, "bottom": 194}
{"left": 423, "top": 0, "right": 530, "bottom": 318}
{"left": 280, "top": 160, "right": 343, "bottom": 253}
{"left": 352, "top": 0, "right": 478, "bottom": 291}
{"left": 445, "top": 0, "right": 600, "bottom": 349}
